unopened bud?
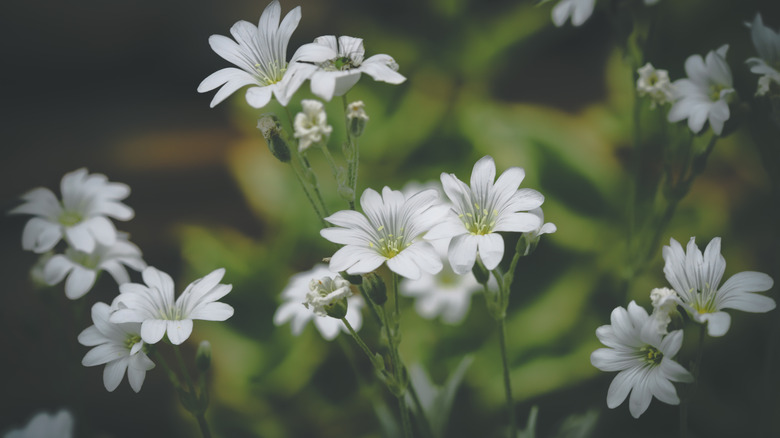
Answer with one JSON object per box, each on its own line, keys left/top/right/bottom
{"left": 196, "top": 340, "right": 212, "bottom": 373}
{"left": 471, "top": 259, "right": 490, "bottom": 285}
{"left": 361, "top": 272, "right": 387, "bottom": 305}
{"left": 340, "top": 271, "right": 363, "bottom": 285}
{"left": 257, "top": 114, "right": 290, "bottom": 163}
{"left": 346, "top": 101, "right": 369, "bottom": 137}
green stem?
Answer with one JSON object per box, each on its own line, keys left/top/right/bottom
{"left": 387, "top": 273, "right": 413, "bottom": 438}
{"left": 288, "top": 161, "right": 327, "bottom": 226}
{"left": 152, "top": 349, "right": 182, "bottom": 390}
{"left": 680, "top": 324, "right": 706, "bottom": 438}
{"left": 497, "top": 317, "right": 516, "bottom": 438}
{"left": 342, "top": 95, "right": 359, "bottom": 210}
{"left": 174, "top": 345, "right": 213, "bottom": 438}
{"left": 283, "top": 106, "right": 330, "bottom": 222}
{"left": 342, "top": 317, "right": 376, "bottom": 363}
{"left": 173, "top": 344, "right": 197, "bottom": 395}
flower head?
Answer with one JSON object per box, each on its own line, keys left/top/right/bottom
{"left": 551, "top": 0, "right": 595, "bottom": 27}
{"left": 78, "top": 302, "right": 155, "bottom": 393}
{"left": 590, "top": 301, "right": 693, "bottom": 418}
{"left": 746, "top": 13, "right": 780, "bottom": 95}
{"left": 347, "top": 100, "right": 369, "bottom": 137}
{"left": 304, "top": 274, "right": 353, "bottom": 318}
{"left": 667, "top": 45, "right": 734, "bottom": 135}
{"left": 294, "top": 99, "right": 332, "bottom": 151}
{"left": 9, "top": 168, "right": 133, "bottom": 254}
{"left": 321, "top": 186, "right": 444, "bottom": 280}
{"left": 274, "top": 265, "right": 364, "bottom": 340}
{"left": 649, "top": 287, "right": 680, "bottom": 335}
{"left": 637, "top": 63, "right": 675, "bottom": 108}
{"left": 663, "top": 237, "right": 775, "bottom": 337}
{"left": 426, "top": 156, "right": 544, "bottom": 275}
{"left": 197, "top": 0, "right": 303, "bottom": 108}
{"left": 288, "top": 35, "right": 406, "bottom": 101}
{"left": 110, "top": 267, "right": 234, "bottom": 345}
{"left": 4, "top": 410, "right": 74, "bottom": 438}
{"left": 41, "top": 233, "right": 145, "bottom": 300}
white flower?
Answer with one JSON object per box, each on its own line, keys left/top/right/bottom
{"left": 9, "top": 168, "right": 133, "bottom": 254}
{"left": 746, "top": 13, "right": 780, "bottom": 95}
{"left": 294, "top": 99, "right": 332, "bottom": 151}
{"left": 304, "top": 274, "right": 353, "bottom": 317}
{"left": 274, "top": 265, "right": 364, "bottom": 340}
{"left": 4, "top": 410, "right": 74, "bottom": 438}
{"left": 287, "top": 35, "right": 406, "bottom": 101}
{"left": 663, "top": 237, "right": 775, "bottom": 337}
{"left": 347, "top": 100, "right": 369, "bottom": 121}
{"left": 551, "top": 0, "right": 595, "bottom": 27}
{"left": 590, "top": 301, "right": 693, "bottom": 418}
{"left": 400, "top": 239, "right": 481, "bottom": 324}
{"left": 426, "top": 156, "right": 544, "bottom": 275}
{"left": 649, "top": 287, "right": 680, "bottom": 335}
{"left": 522, "top": 207, "right": 557, "bottom": 255}
{"left": 197, "top": 0, "right": 303, "bottom": 108}
{"left": 42, "top": 234, "right": 146, "bottom": 300}
{"left": 110, "top": 267, "right": 234, "bottom": 345}
{"left": 321, "top": 186, "right": 444, "bottom": 280}
{"left": 667, "top": 45, "right": 734, "bottom": 135}
{"left": 636, "top": 63, "right": 675, "bottom": 108}
{"left": 78, "top": 302, "right": 155, "bottom": 393}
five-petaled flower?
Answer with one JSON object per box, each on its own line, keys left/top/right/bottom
{"left": 294, "top": 99, "right": 333, "bottom": 151}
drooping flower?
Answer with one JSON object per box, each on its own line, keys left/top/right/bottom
{"left": 4, "top": 409, "right": 74, "bottom": 438}
{"left": 590, "top": 301, "right": 693, "bottom": 418}
{"left": 110, "top": 267, "right": 234, "bottom": 345}
{"left": 746, "top": 13, "right": 780, "bottom": 96}
{"left": 667, "top": 45, "right": 734, "bottom": 135}
{"left": 321, "top": 186, "right": 444, "bottom": 280}
{"left": 649, "top": 287, "right": 680, "bottom": 336}
{"left": 294, "top": 99, "right": 332, "bottom": 151}
{"left": 400, "top": 239, "right": 481, "bottom": 324}
{"left": 9, "top": 168, "right": 133, "bottom": 254}
{"left": 662, "top": 237, "right": 775, "bottom": 337}
{"left": 520, "top": 207, "right": 557, "bottom": 256}
{"left": 197, "top": 0, "right": 304, "bottom": 108}
{"left": 274, "top": 265, "right": 364, "bottom": 340}
{"left": 41, "top": 233, "right": 146, "bottom": 300}
{"left": 346, "top": 100, "right": 369, "bottom": 137}
{"left": 78, "top": 302, "right": 155, "bottom": 393}
{"left": 304, "top": 274, "right": 353, "bottom": 318}
{"left": 287, "top": 35, "right": 406, "bottom": 101}
{"left": 636, "top": 63, "right": 675, "bottom": 108}
{"left": 426, "top": 156, "right": 544, "bottom": 275}
{"left": 551, "top": 0, "right": 595, "bottom": 27}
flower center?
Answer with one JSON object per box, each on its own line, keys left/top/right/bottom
{"left": 59, "top": 210, "right": 83, "bottom": 227}
{"left": 369, "top": 225, "right": 410, "bottom": 258}
{"left": 459, "top": 203, "right": 498, "bottom": 235}
{"left": 319, "top": 56, "right": 359, "bottom": 72}
{"left": 639, "top": 346, "right": 663, "bottom": 365}
{"left": 709, "top": 84, "right": 726, "bottom": 101}
{"left": 254, "top": 61, "right": 287, "bottom": 86}
{"left": 690, "top": 283, "right": 718, "bottom": 314}
{"left": 125, "top": 334, "right": 142, "bottom": 350}
{"left": 65, "top": 248, "right": 100, "bottom": 269}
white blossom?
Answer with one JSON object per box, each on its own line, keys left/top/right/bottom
{"left": 590, "top": 301, "right": 693, "bottom": 418}
{"left": 197, "top": 0, "right": 304, "bottom": 108}
{"left": 304, "top": 274, "right": 352, "bottom": 317}
{"left": 4, "top": 410, "right": 74, "bottom": 438}
{"left": 746, "top": 13, "right": 780, "bottom": 95}
{"left": 663, "top": 237, "right": 775, "bottom": 337}
{"left": 110, "top": 267, "right": 234, "bottom": 345}
{"left": 649, "top": 287, "right": 679, "bottom": 335}
{"left": 667, "top": 45, "right": 734, "bottom": 135}
{"left": 426, "top": 156, "right": 543, "bottom": 275}
{"left": 78, "top": 302, "right": 155, "bottom": 393}
{"left": 347, "top": 101, "right": 369, "bottom": 121}
{"left": 9, "top": 168, "right": 133, "bottom": 254}
{"left": 636, "top": 63, "right": 675, "bottom": 108}
{"left": 287, "top": 35, "right": 406, "bottom": 101}
{"left": 551, "top": 0, "right": 595, "bottom": 27}
{"left": 274, "top": 265, "right": 364, "bottom": 340}
{"left": 294, "top": 99, "right": 332, "bottom": 151}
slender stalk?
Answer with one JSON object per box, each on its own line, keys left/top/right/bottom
{"left": 342, "top": 95, "right": 359, "bottom": 210}
{"left": 497, "top": 317, "right": 516, "bottom": 438}
{"left": 174, "top": 345, "right": 213, "bottom": 438}
{"left": 288, "top": 161, "right": 327, "bottom": 226}
{"left": 283, "top": 106, "right": 330, "bottom": 221}
{"left": 680, "top": 324, "right": 706, "bottom": 438}
{"left": 342, "top": 317, "right": 376, "bottom": 362}
{"left": 387, "top": 273, "right": 413, "bottom": 438}
{"left": 152, "top": 349, "right": 182, "bottom": 390}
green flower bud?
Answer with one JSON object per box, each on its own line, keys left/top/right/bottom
{"left": 471, "top": 259, "right": 490, "bottom": 285}
{"left": 346, "top": 101, "right": 369, "bottom": 138}
{"left": 196, "top": 340, "right": 212, "bottom": 373}
{"left": 361, "top": 272, "right": 387, "bottom": 305}
{"left": 257, "top": 114, "right": 290, "bottom": 163}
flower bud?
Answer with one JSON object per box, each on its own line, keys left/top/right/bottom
{"left": 340, "top": 271, "right": 363, "bottom": 285}
{"left": 471, "top": 260, "right": 490, "bottom": 285}
{"left": 361, "top": 272, "right": 387, "bottom": 305}
{"left": 346, "top": 101, "right": 369, "bottom": 137}
{"left": 257, "top": 114, "right": 291, "bottom": 163}
{"left": 196, "top": 340, "right": 212, "bottom": 373}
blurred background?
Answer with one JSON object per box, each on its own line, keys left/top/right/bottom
{"left": 1, "top": 0, "right": 779, "bottom": 436}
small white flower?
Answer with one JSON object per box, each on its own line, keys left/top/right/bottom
{"left": 400, "top": 239, "right": 481, "bottom": 325}
{"left": 522, "top": 207, "right": 557, "bottom": 255}
{"left": 636, "top": 63, "right": 675, "bottom": 108}
{"left": 42, "top": 234, "right": 146, "bottom": 300}
{"left": 663, "top": 237, "right": 775, "bottom": 337}
{"left": 347, "top": 101, "right": 369, "bottom": 121}
{"left": 321, "top": 186, "right": 445, "bottom": 280}
{"left": 294, "top": 99, "right": 332, "bottom": 151}
{"left": 274, "top": 265, "right": 364, "bottom": 340}
{"left": 110, "top": 266, "right": 234, "bottom": 345}
{"left": 667, "top": 45, "right": 734, "bottom": 135}
{"left": 4, "top": 409, "right": 74, "bottom": 438}
{"left": 551, "top": 0, "right": 595, "bottom": 27}
{"left": 78, "top": 302, "right": 155, "bottom": 393}
{"left": 426, "top": 156, "right": 544, "bottom": 275}
{"left": 590, "top": 301, "right": 693, "bottom": 418}
{"left": 746, "top": 13, "right": 780, "bottom": 95}
{"left": 9, "top": 168, "right": 133, "bottom": 254}
{"left": 288, "top": 35, "right": 406, "bottom": 101}
{"left": 304, "top": 274, "right": 353, "bottom": 317}
{"left": 649, "top": 287, "right": 680, "bottom": 335}
{"left": 197, "top": 0, "right": 303, "bottom": 108}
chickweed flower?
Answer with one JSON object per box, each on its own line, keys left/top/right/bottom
{"left": 590, "top": 301, "right": 693, "bottom": 418}
{"left": 304, "top": 274, "right": 353, "bottom": 319}
{"left": 551, "top": 0, "right": 595, "bottom": 27}
{"left": 663, "top": 237, "right": 775, "bottom": 337}
{"left": 427, "top": 156, "right": 544, "bottom": 275}
{"left": 110, "top": 267, "right": 234, "bottom": 345}
{"left": 746, "top": 13, "right": 780, "bottom": 96}
{"left": 649, "top": 287, "right": 680, "bottom": 336}
{"left": 288, "top": 35, "right": 406, "bottom": 101}
{"left": 9, "top": 168, "right": 133, "bottom": 254}
{"left": 4, "top": 409, "right": 74, "bottom": 438}
{"left": 636, "top": 63, "right": 675, "bottom": 108}
{"left": 668, "top": 45, "right": 734, "bottom": 135}
{"left": 274, "top": 265, "right": 364, "bottom": 340}
{"left": 294, "top": 99, "right": 332, "bottom": 152}
{"left": 79, "top": 302, "right": 155, "bottom": 393}
{"left": 197, "top": 0, "right": 303, "bottom": 108}
{"left": 346, "top": 100, "right": 369, "bottom": 137}
{"left": 42, "top": 233, "right": 146, "bottom": 300}
{"left": 321, "top": 186, "right": 444, "bottom": 280}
